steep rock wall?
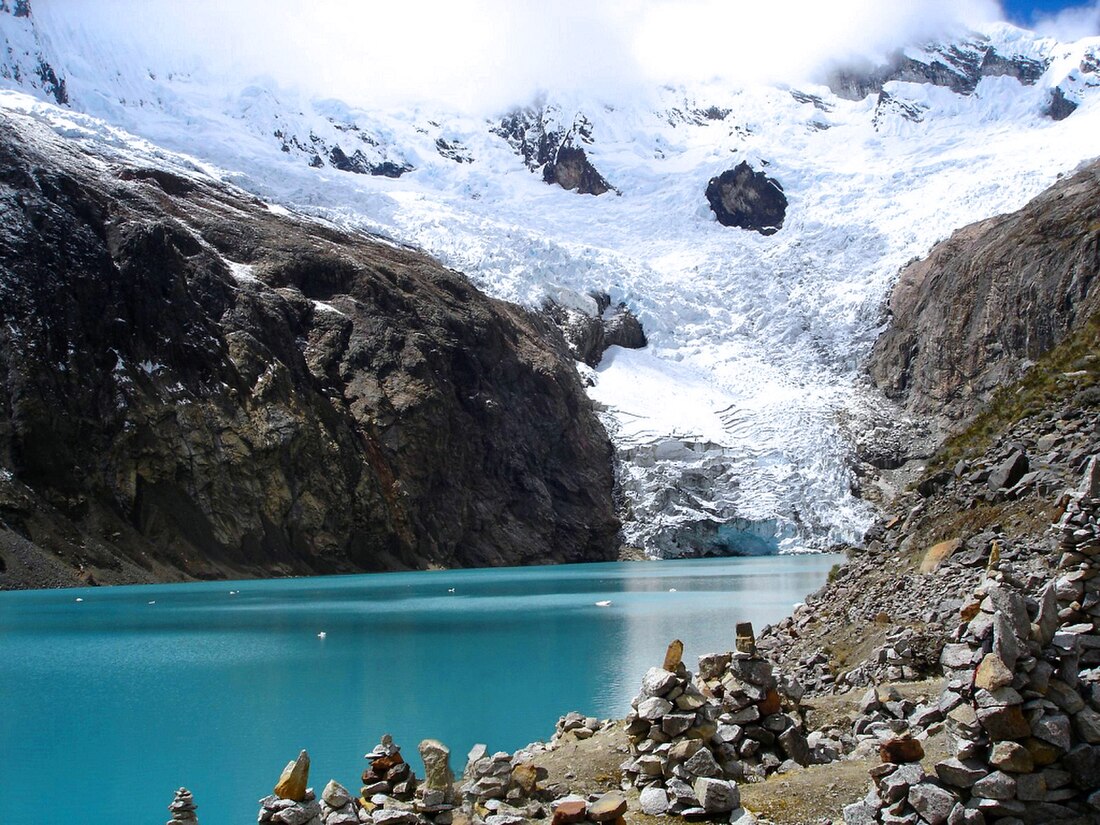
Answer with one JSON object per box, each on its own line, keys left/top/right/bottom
{"left": 0, "top": 111, "right": 620, "bottom": 587}
{"left": 868, "top": 160, "right": 1100, "bottom": 429}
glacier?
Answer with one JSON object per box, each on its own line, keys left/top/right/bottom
{"left": 3, "top": 6, "right": 1099, "bottom": 556}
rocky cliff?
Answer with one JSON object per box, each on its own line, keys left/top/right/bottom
{"left": 0, "top": 110, "right": 620, "bottom": 588}
{"left": 868, "top": 159, "right": 1100, "bottom": 431}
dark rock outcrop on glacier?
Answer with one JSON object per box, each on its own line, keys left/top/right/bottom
{"left": 867, "top": 160, "right": 1100, "bottom": 427}
{"left": 705, "top": 162, "right": 787, "bottom": 235}
{"left": 542, "top": 293, "right": 647, "bottom": 368}
{"left": 493, "top": 106, "right": 613, "bottom": 196}
{"left": 1045, "top": 86, "right": 1079, "bottom": 121}
{"left": 0, "top": 110, "right": 620, "bottom": 588}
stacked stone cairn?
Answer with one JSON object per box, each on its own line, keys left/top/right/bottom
{"left": 361, "top": 734, "right": 419, "bottom": 807}
{"left": 167, "top": 787, "right": 199, "bottom": 825}
{"left": 843, "top": 459, "right": 1100, "bottom": 824}
{"left": 461, "top": 743, "right": 548, "bottom": 813}
{"left": 259, "top": 750, "right": 324, "bottom": 825}
{"left": 621, "top": 632, "right": 813, "bottom": 819}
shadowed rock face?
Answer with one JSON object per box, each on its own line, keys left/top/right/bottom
{"left": 0, "top": 111, "right": 620, "bottom": 588}
{"left": 705, "top": 162, "right": 787, "bottom": 235}
{"left": 868, "top": 160, "right": 1100, "bottom": 427}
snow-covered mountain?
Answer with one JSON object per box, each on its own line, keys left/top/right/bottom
{"left": 3, "top": 2, "right": 1099, "bottom": 556}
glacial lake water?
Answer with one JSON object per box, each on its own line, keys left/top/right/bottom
{"left": 0, "top": 555, "right": 840, "bottom": 825}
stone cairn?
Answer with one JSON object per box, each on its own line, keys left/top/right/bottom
{"left": 259, "top": 750, "right": 323, "bottom": 825}
{"left": 460, "top": 743, "right": 546, "bottom": 813}
{"left": 844, "top": 459, "right": 1100, "bottom": 824}
{"left": 621, "top": 633, "right": 814, "bottom": 819}
{"left": 167, "top": 787, "right": 198, "bottom": 825}
{"left": 320, "top": 780, "right": 360, "bottom": 825}
{"left": 361, "top": 734, "right": 418, "bottom": 806}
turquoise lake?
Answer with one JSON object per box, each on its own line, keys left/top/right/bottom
{"left": 0, "top": 555, "right": 840, "bottom": 825}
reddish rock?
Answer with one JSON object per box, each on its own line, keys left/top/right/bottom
{"left": 757, "top": 688, "right": 782, "bottom": 716}
{"left": 551, "top": 800, "right": 587, "bottom": 825}
{"left": 880, "top": 736, "right": 925, "bottom": 764}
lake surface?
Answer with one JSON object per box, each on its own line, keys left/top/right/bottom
{"left": 0, "top": 555, "right": 840, "bottom": 825}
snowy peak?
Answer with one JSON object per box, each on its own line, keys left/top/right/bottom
{"left": 0, "top": 0, "right": 66, "bottom": 105}
{"left": 824, "top": 25, "right": 1100, "bottom": 123}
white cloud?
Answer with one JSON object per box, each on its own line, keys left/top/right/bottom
{"left": 1032, "top": 1, "right": 1100, "bottom": 40}
{"left": 35, "top": 0, "right": 1006, "bottom": 113}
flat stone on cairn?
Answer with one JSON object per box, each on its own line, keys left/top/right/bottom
{"left": 166, "top": 787, "right": 198, "bottom": 825}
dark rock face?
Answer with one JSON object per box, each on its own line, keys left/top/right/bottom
{"left": 0, "top": 111, "right": 620, "bottom": 587}
{"left": 542, "top": 293, "right": 647, "bottom": 368}
{"left": 705, "top": 162, "right": 787, "bottom": 235}
{"left": 867, "top": 160, "right": 1100, "bottom": 425}
{"left": 542, "top": 146, "right": 609, "bottom": 197}
{"left": 1046, "top": 86, "right": 1079, "bottom": 121}
{"left": 827, "top": 38, "right": 1050, "bottom": 100}
{"left": 493, "top": 106, "right": 613, "bottom": 196}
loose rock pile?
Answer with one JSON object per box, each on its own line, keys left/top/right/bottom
{"left": 844, "top": 460, "right": 1100, "bottom": 823}
{"left": 620, "top": 635, "right": 813, "bottom": 819}
{"left": 320, "top": 780, "right": 360, "bottom": 825}
{"left": 460, "top": 744, "right": 547, "bottom": 809}
{"left": 166, "top": 788, "right": 199, "bottom": 825}
{"left": 551, "top": 712, "right": 610, "bottom": 743}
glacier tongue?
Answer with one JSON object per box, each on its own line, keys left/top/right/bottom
{"left": 3, "top": 9, "right": 1100, "bottom": 556}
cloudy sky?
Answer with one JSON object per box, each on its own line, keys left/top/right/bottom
{"left": 34, "top": 0, "right": 1100, "bottom": 112}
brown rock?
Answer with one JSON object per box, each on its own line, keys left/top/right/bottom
{"left": 663, "top": 640, "right": 685, "bottom": 672}
{"left": 1024, "top": 737, "right": 1063, "bottom": 767}
{"left": 920, "top": 538, "right": 963, "bottom": 573}
{"left": 551, "top": 799, "right": 587, "bottom": 825}
{"left": 274, "top": 750, "right": 310, "bottom": 802}
{"left": 511, "top": 762, "right": 538, "bottom": 796}
{"left": 757, "top": 689, "right": 782, "bottom": 716}
{"left": 989, "top": 741, "right": 1034, "bottom": 773}
{"left": 735, "top": 623, "right": 756, "bottom": 655}
{"left": 587, "top": 792, "right": 627, "bottom": 822}
{"left": 974, "top": 654, "right": 1014, "bottom": 691}
{"left": 976, "top": 704, "right": 1030, "bottom": 740}
{"left": 880, "top": 735, "right": 925, "bottom": 764}
{"left": 960, "top": 600, "right": 982, "bottom": 622}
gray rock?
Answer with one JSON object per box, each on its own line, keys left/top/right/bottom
{"left": 692, "top": 777, "right": 740, "bottom": 813}
{"left": 992, "top": 613, "right": 1020, "bottom": 670}
{"left": 971, "top": 770, "right": 1016, "bottom": 800}
{"left": 684, "top": 748, "right": 723, "bottom": 779}
{"left": 988, "top": 451, "right": 1029, "bottom": 491}
{"left": 638, "top": 786, "right": 669, "bottom": 815}
{"left": 1034, "top": 582, "right": 1060, "bottom": 646}
{"left": 842, "top": 801, "right": 878, "bottom": 825}
{"left": 934, "top": 758, "right": 987, "bottom": 789}
{"left": 637, "top": 696, "right": 674, "bottom": 721}
{"left": 1075, "top": 706, "right": 1100, "bottom": 743}
{"left": 907, "top": 781, "right": 956, "bottom": 825}
{"left": 641, "top": 667, "right": 679, "bottom": 697}
{"left": 321, "top": 781, "right": 352, "bottom": 809}
{"left": 1031, "top": 712, "right": 1072, "bottom": 752}
{"left": 777, "top": 726, "right": 811, "bottom": 767}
